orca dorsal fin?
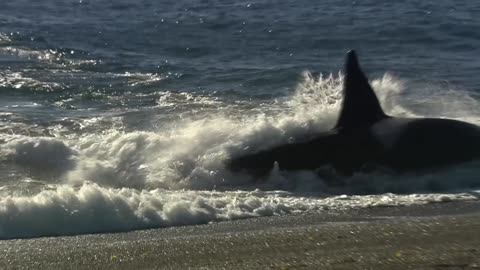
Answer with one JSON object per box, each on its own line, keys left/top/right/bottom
{"left": 334, "top": 50, "right": 389, "bottom": 130}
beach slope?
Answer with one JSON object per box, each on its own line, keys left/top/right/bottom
{"left": 1, "top": 202, "right": 480, "bottom": 269}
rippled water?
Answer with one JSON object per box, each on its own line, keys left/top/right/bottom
{"left": 0, "top": 0, "right": 479, "bottom": 239}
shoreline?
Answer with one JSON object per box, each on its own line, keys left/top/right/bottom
{"left": 1, "top": 201, "right": 480, "bottom": 269}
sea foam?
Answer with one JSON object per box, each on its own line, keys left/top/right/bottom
{"left": 0, "top": 182, "right": 476, "bottom": 239}
{"left": 1, "top": 73, "right": 480, "bottom": 238}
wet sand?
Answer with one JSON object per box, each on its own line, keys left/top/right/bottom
{"left": 1, "top": 201, "right": 480, "bottom": 269}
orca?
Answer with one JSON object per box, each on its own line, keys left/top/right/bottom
{"left": 227, "top": 50, "right": 480, "bottom": 177}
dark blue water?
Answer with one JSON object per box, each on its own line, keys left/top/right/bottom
{"left": 0, "top": 0, "right": 480, "bottom": 239}
{"left": 2, "top": 0, "right": 480, "bottom": 109}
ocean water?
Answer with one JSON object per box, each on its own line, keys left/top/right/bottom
{"left": 0, "top": 0, "right": 480, "bottom": 239}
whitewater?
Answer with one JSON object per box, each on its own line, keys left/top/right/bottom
{"left": 1, "top": 71, "right": 479, "bottom": 239}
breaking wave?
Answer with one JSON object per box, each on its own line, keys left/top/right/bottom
{"left": 1, "top": 72, "right": 480, "bottom": 239}
{"left": 1, "top": 182, "right": 476, "bottom": 239}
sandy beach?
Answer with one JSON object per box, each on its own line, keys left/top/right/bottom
{"left": 1, "top": 201, "right": 479, "bottom": 269}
